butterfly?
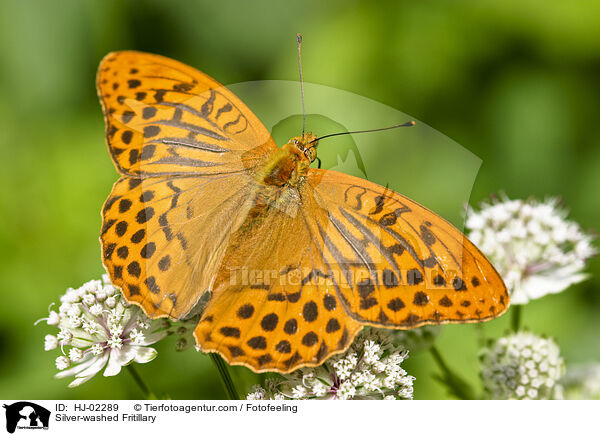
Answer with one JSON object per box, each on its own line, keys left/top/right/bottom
{"left": 97, "top": 51, "right": 509, "bottom": 373}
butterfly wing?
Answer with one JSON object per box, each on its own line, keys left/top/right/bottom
{"left": 194, "top": 182, "right": 363, "bottom": 373}
{"left": 98, "top": 52, "right": 277, "bottom": 319}
{"left": 306, "top": 169, "right": 509, "bottom": 327}
{"left": 101, "top": 173, "right": 262, "bottom": 319}
{"left": 193, "top": 168, "right": 508, "bottom": 373}
{"left": 97, "top": 51, "right": 276, "bottom": 176}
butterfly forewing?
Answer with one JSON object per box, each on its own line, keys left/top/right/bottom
{"left": 97, "top": 51, "right": 276, "bottom": 176}
{"left": 307, "top": 169, "right": 509, "bottom": 327}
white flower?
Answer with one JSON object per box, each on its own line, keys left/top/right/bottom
{"left": 57, "top": 329, "right": 72, "bottom": 346}
{"left": 67, "top": 304, "right": 82, "bottom": 318}
{"left": 107, "top": 335, "right": 123, "bottom": 350}
{"left": 105, "top": 296, "right": 116, "bottom": 308}
{"left": 467, "top": 196, "right": 596, "bottom": 304}
{"left": 246, "top": 385, "right": 266, "bottom": 400}
{"left": 90, "top": 344, "right": 104, "bottom": 355}
{"left": 89, "top": 303, "right": 103, "bottom": 317}
{"left": 109, "top": 324, "right": 124, "bottom": 337}
{"left": 56, "top": 356, "right": 70, "bottom": 370}
{"left": 39, "top": 277, "right": 171, "bottom": 388}
{"left": 129, "top": 329, "right": 145, "bottom": 345}
{"left": 44, "top": 335, "right": 58, "bottom": 351}
{"left": 246, "top": 329, "right": 415, "bottom": 400}
{"left": 480, "top": 331, "right": 564, "bottom": 399}
{"left": 69, "top": 316, "right": 82, "bottom": 328}
{"left": 560, "top": 363, "right": 600, "bottom": 400}
{"left": 95, "top": 289, "right": 107, "bottom": 301}
{"left": 39, "top": 311, "right": 61, "bottom": 326}
{"left": 82, "top": 293, "right": 96, "bottom": 306}
{"left": 312, "top": 379, "right": 329, "bottom": 396}
{"left": 337, "top": 381, "right": 356, "bottom": 400}
{"left": 82, "top": 318, "right": 100, "bottom": 335}
{"left": 291, "top": 385, "right": 308, "bottom": 399}
{"left": 69, "top": 348, "right": 84, "bottom": 362}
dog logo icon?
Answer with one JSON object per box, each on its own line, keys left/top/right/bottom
{"left": 3, "top": 402, "right": 50, "bottom": 433}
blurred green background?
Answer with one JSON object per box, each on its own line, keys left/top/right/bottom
{"left": 1, "top": 0, "right": 598, "bottom": 400}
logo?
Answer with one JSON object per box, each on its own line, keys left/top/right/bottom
{"left": 3, "top": 402, "right": 50, "bottom": 434}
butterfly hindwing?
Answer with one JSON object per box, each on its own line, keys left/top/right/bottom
{"left": 194, "top": 184, "right": 363, "bottom": 372}
{"left": 195, "top": 282, "right": 363, "bottom": 373}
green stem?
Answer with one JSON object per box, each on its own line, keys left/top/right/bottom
{"left": 126, "top": 365, "right": 155, "bottom": 399}
{"left": 210, "top": 353, "right": 240, "bottom": 400}
{"left": 474, "top": 323, "right": 486, "bottom": 348}
{"left": 511, "top": 305, "right": 522, "bottom": 332}
{"left": 429, "top": 346, "right": 476, "bottom": 400}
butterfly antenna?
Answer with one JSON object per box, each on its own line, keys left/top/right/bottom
{"left": 308, "top": 120, "right": 415, "bottom": 145}
{"left": 297, "top": 33, "right": 306, "bottom": 136}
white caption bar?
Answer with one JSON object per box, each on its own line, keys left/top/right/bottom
{"left": 1, "top": 400, "right": 595, "bottom": 436}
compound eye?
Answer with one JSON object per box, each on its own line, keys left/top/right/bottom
{"left": 304, "top": 148, "right": 315, "bottom": 161}
{"left": 293, "top": 139, "right": 299, "bottom": 145}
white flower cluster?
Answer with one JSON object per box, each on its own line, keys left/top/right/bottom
{"left": 247, "top": 329, "right": 415, "bottom": 400}
{"left": 466, "top": 196, "right": 595, "bottom": 304}
{"left": 479, "top": 331, "right": 564, "bottom": 399}
{"left": 39, "top": 275, "right": 171, "bottom": 387}
{"left": 560, "top": 363, "right": 600, "bottom": 400}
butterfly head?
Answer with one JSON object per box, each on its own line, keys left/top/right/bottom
{"left": 288, "top": 132, "right": 319, "bottom": 163}
{"left": 258, "top": 133, "right": 318, "bottom": 186}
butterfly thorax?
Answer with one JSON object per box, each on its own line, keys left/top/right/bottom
{"left": 255, "top": 133, "right": 318, "bottom": 187}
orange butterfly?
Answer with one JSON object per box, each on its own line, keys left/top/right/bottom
{"left": 97, "top": 51, "right": 508, "bottom": 373}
